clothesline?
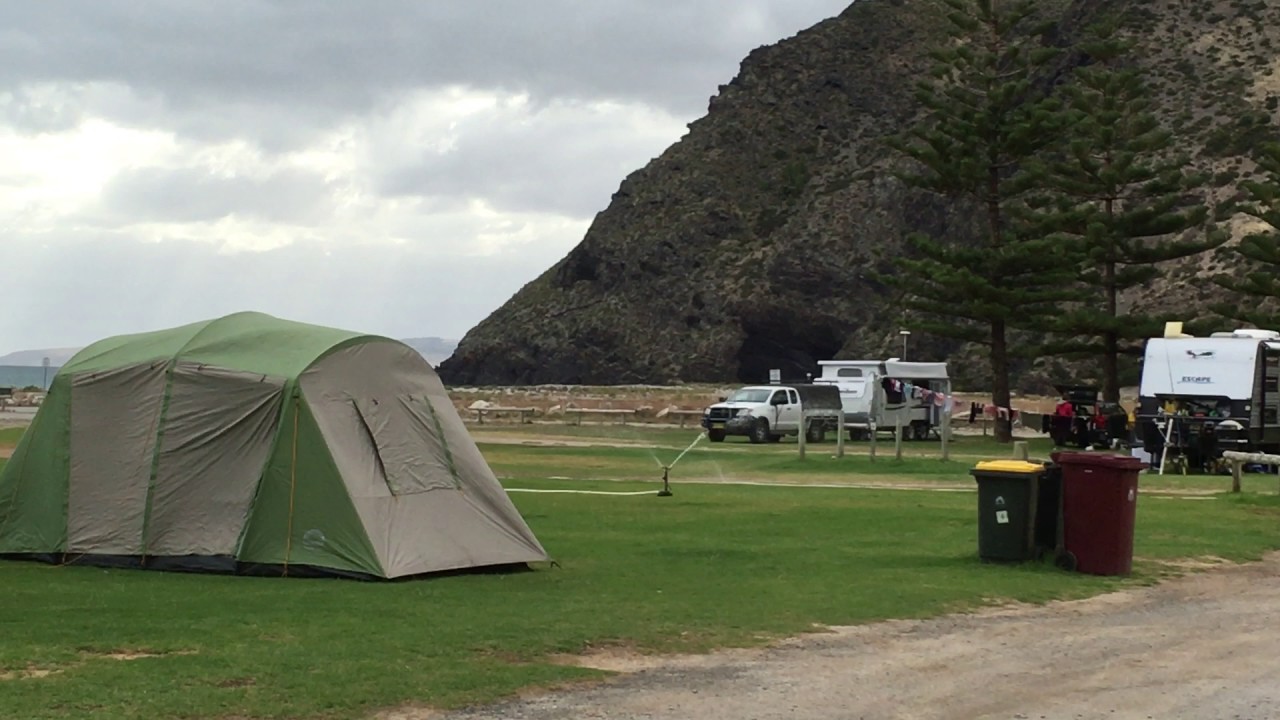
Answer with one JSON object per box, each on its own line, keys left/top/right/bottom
{"left": 886, "top": 379, "right": 1040, "bottom": 424}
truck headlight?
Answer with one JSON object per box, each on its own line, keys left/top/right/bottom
{"left": 736, "top": 408, "right": 753, "bottom": 417}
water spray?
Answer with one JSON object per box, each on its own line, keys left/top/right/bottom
{"left": 654, "top": 431, "right": 706, "bottom": 498}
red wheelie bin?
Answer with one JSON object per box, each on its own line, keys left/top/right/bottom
{"left": 1052, "top": 452, "right": 1147, "bottom": 575}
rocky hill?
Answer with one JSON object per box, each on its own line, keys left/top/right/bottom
{"left": 438, "top": 0, "right": 1280, "bottom": 391}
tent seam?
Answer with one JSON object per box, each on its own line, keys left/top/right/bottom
{"left": 139, "top": 359, "right": 179, "bottom": 564}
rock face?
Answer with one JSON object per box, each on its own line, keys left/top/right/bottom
{"left": 438, "top": 0, "right": 1280, "bottom": 389}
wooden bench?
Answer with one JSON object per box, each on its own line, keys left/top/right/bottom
{"left": 1222, "top": 451, "right": 1280, "bottom": 494}
{"left": 566, "top": 408, "right": 637, "bottom": 425}
{"left": 473, "top": 406, "right": 537, "bottom": 424}
{"left": 666, "top": 409, "right": 705, "bottom": 428}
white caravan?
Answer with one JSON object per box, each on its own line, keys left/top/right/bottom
{"left": 814, "top": 359, "right": 950, "bottom": 440}
{"left": 1138, "top": 328, "right": 1280, "bottom": 452}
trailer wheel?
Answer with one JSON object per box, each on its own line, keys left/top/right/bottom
{"left": 749, "top": 419, "right": 771, "bottom": 444}
{"left": 806, "top": 423, "right": 826, "bottom": 443}
{"left": 913, "top": 423, "right": 930, "bottom": 441}
{"left": 707, "top": 428, "right": 726, "bottom": 442}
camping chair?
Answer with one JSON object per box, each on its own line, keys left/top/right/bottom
{"left": 1158, "top": 417, "right": 1190, "bottom": 476}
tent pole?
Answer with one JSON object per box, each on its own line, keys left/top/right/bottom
{"left": 284, "top": 399, "right": 300, "bottom": 577}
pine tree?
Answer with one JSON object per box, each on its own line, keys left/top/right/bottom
{"left": 1042, "top": 19, "right": 1218, "bottom": 403}
{"left": 884, "top": 0, "right": 1077, "bottom": 442}
{"left": 1213, "top": 143, "right": 1280, "bottom": 327}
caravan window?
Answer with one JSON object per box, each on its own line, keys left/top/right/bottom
{"left": 837, "top": 368, "right": 863, "bottom": 378}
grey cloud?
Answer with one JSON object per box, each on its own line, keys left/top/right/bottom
{"left": 96, "top": 166, "right": 338, "bottom": 225}
{"left": 0, "top": 1, "right": 851, "bottom": 146}
{"left": 1, "top": 233, "right": 571, "bottom": 352}
{"left": 0, "top": 85, "right": 87, "bottom": 133}
{"left": 377, "top": 101, "right": 679, "bottom": 217}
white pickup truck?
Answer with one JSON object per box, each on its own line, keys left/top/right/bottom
{"left": 700, "top": 384, "right": 843, "bottom": 443}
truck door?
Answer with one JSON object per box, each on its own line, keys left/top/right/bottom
{"left": 783, "top": 388, "right": 802, "bottom": 430}
{"left": 768, "top": 389, "right": 800, "bottom": 431}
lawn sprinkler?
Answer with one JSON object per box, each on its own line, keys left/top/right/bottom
{"left": 658, "top": 465, "right": 673, "bottom": 497}
{"left": 656, "top": 431, "right": 705, "bottom": 497}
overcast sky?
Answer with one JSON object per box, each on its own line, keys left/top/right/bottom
{"left": 0, "top": 1, "right": 850, "bottom": 355}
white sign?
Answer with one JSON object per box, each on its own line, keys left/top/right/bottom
{"left": 996, "top": 511, "right": 1009, "bottom": 525}
{"left": 769, "top": 369, "right": 781, "bottom": 384}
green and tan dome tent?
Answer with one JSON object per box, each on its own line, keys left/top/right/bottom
{"left": 0, "top": 312, "right": 549, "bottom": 578}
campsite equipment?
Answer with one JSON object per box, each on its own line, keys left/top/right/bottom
{"left": 815, "top": 360, "right": 950, "bottom": 441}
{"left": 0, "top": 312, "right": 549, "bottom": 579}
{"left": 1053, "top": 452, "right": 1146, "bottom": 576}
{"left": 1138, "top": 327, "right": 1280, "bottom": 469}
{"left": 1051, "top": 385, "right": 1116, "bottom": 449}
{"left": 970, "top": 460, "right": 1050, "bottom": 562}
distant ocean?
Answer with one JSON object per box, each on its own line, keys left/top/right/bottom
{"left": 0, "top": 366, "right": 59, "bottom": 390}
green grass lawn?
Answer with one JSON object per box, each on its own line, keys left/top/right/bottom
{"left": 477, "top": 425, "right": 1268, "bottom": 494}
{"left": 0, "top": 425, "right": 25, "bottom": 447}
{"left": 3, "top": 428, "right": 1280, "bottom": 718}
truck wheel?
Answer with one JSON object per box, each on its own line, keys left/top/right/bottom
{"left": 707, "top": 428, "right": 726, "bottom": 442}
{"left": 806, "top": 423, "right": 826, "bottom": 443}
{"left": 749, "top": 419, "right": 771, "bottom": 444}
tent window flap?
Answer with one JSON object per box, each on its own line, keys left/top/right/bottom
{"left": 353, "top": 396, "right": 460, "bottom": 495}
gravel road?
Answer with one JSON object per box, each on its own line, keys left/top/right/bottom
{"left": 441, "top": 554, "right": 1280, "bottom": 720}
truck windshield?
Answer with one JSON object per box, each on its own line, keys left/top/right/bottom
{"left": 727, "top": 388, "right": 773, "bottom": 403}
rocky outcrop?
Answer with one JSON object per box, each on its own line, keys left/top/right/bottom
{"left": 439, "top": 0, "right": 1280, "bottom": 390}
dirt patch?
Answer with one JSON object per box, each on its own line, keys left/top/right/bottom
{"left": 79, "top": 648, "right": 196, "bottom": 661}
{"left": 1, "top": 648, "right": 197, "bottom": 682}
{"left": 444, "top": 554, "right": 1280, "bottom": 719}
{"left": 471, "top": 433, "right": 667, "bottom": 450}
{"left": 368, "top": 708, "right": 441, "bottom": 720}
{"left": 546, "top": 645, "right": 776, "bottom": 675}
{"left": 0, "top": 666, "right": 61, "bottom": 681}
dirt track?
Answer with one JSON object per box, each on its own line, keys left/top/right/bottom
{"left": 442, "top": 555, "right": 1280, "bottom": 720}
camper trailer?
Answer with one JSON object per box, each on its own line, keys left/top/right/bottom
{"left": 814, "top": 360, "right": 950, "bottom": 440}
{"left": 1138, "top": 328, "right": 1280, "bottom": 470}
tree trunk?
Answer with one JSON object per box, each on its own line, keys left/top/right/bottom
{"left": 985, "top": 147, "right": 1011, "bottom": 442}
{"left": 1103, "top": 257, "right": 1119, "bottom": 403}
{"left": 1103, "top": 328, "right": 1119, "bottom": 404}
{"left": 1103, "top": 193, "right": 1119, "bottom": 404}
{"left": 991, "top": 318, "right": 1013, "bottom": 443}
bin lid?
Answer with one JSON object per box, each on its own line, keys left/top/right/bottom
{"left": 973, "top": 460, "right": 1046, "bottom": 474}
{"left": 1050, "top": 451, "right": 1147, "bottom": 469}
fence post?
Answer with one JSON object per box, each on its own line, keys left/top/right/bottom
{"left": 894, "top": 415, "right": 904, "bottom": 461}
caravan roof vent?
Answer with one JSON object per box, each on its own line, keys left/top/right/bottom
{"left": 1233, "top": 328, "right": 1280, "bottom": 339}
{"left": 1210, "top": 332, "right": 1236, "bottom": 337}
